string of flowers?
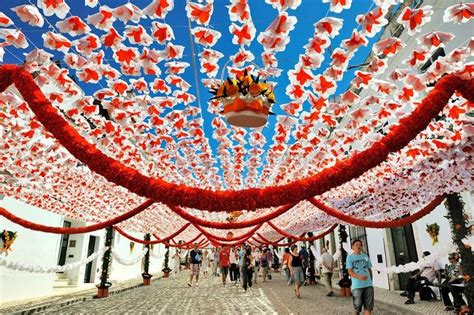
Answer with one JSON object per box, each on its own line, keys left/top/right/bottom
{"left": 110, "top": 247, "right": 148, "bottom": 266}
{"left": 0, "top": 247, "right": 108, "bottom": 273}
{"left": 1, "top": 65, "right": 472, "bottom": 212}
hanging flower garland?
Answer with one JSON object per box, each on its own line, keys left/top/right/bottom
{"left": 0, "top": 247, "right": 108, "bottom": 273}
{"left": 114, "top": 224, "right": 191, "bottom": 245}
{"left": 0, "top": 67, "right": 472, "bottom": 212}
{"left": 307, "top": 195, "right": 445, "bottom": 229}
{"left": 0, "top": 199, "right": 154, "bottom": 234}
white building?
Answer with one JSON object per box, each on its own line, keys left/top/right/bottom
{"left": 0, "top": 194, "right": 168, "bottom": 302}
{"left": 312, "top": 0, "right": 474, "bottom": 291}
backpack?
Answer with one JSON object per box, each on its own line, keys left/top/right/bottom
{"left": 419, "top": 286, "right": 437, "bottom": 301}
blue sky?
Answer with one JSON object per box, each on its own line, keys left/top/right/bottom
{"left": 2, "top": 0, "right": 384, "bottom": 183}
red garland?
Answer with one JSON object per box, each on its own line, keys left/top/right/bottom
{"left": 0, "top": 200, "right": 154, "bottom": 234}
{"left": 266, "top": 223, "right": 338, "bottom": 241}
{"left": 114, "top": 224, "right": 190, "bottom": 245}
{"left": 207, "top": 233, "right": 254, "bottom": 247}
{"left": 251, "top": 235, "right": 296, "bottom": 247}
{"left": 307, "top": 196, "right": 445, "bottom": 228}
{"left": 192, "top": 223, "right": 263, "bottom": 242}
{"left": 170, "top": 233, "right": 204, "bottom": 247}
{"left": 151, "top": 222, "right": 191, "bottom": 243}
{"left": 168, "top": 203, "right": 296, "bottom": 229}
{"left": 2, "top": 65, "right": 473, "bottom": 212}
{"left": 115, "top": 226, "right": 208, "bottom": 249}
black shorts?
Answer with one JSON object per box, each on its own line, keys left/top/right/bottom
{"left": 352, "top": 286, "right": 374, "bottom": 312}
{"left": 220, "top": 266, "right": 229, "bottom": 275}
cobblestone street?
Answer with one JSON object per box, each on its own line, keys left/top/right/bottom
{"left": 19, "top": 272, "right": 410, "bottom": 314}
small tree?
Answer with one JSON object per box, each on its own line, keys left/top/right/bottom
{"left": 162, "top": 246, "right": 172, "bottom": 273}
{"left": 96, "top": 226, "right": 113, "bottom": 297}
{"left": 445, "top": 193, "right": 473, "bottom": 310}
{"left": 142, "top": 233, "right": 152, "bottom": 280}
{"left": 338, "top": 225, "right": 351, "bottom": 289}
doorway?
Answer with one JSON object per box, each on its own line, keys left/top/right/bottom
{"left": 84, "top": 235, "right": 97, "bottom": 283}
{"left": 57, "top": 221, "right": 71, "bottom": 266}
{"left": 390, "top": 224, "right": 418, "bottom": 289}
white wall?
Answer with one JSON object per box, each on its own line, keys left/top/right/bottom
{"left": 0, "top": 196, "right": 63, "bottom": 302}
{"left": 109, "top": 230, "right": 166, "bottom": 282}
{"left": 366, "top": 229, "right": 390, "bottom": 289}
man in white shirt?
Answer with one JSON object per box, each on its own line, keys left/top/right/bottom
{"left": 321, "top": 247, "right": 335, "bottom": 296}
{"left": 402, "top": 251, "right": 441, "bottom": 304}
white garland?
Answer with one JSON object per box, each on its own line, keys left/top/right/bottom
{"left": 0, "top": 247, "right": 109, "bottom": 273}
{"left": 374, "top": 236, "right": 474, "bottom": 274}
{"left": 373, "top": 242, "right": 455, "bottom": 274}
{"left": 111, "top": 248, "right": 148, "bottom": 266}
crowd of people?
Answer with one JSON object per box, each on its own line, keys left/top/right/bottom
{"left": 169, "top": 240, "right": 467, "bottom": 315}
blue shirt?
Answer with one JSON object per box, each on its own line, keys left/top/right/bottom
{"left": 346, "top": 252, "right": 373, "bottom": 289}
{"left": 238, "top": 249, "right": 244, "bottom": 267}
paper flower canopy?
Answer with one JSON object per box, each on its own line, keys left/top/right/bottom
{"left": 0, "top": 0, "right": 473, "bottom": 242}
{"left": 209, "top": 69, "right": 275, "bottom": 128}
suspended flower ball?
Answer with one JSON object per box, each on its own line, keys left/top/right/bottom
{"left": 209, "top": 69, "right": 275, "bottom": 128}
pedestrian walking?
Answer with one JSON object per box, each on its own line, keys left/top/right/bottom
{"left": 172, "top": 249, "right": 181, "bottom": 276}
{"left": 265, "top": 247, "right": 273, "bottom": 280}
{"left": 253, "top": 247, "right": 260, "bottom": 284}
{"left": 241, "top": 245, "right": 254, "bottom": 292}
{"left": 299, "top": 245, "right": 309, "bottom": 285}
{"left": 288, "top": 244, "right": 304, "bottom": 299}
{"left": 210, "top": 248, "right": 218, "bottom": 276}
{"left": 201, "top": 250, "right": 209, "bottom": 277}
{"left": 282, "top": 248, "right": 292, "bottom": 285}
{"left": 219, "top": 245, "right": 230, "bottom": 285}
{"left": 347, "top": 239, "right": 374, "bottom": 315}
{"left": 229, "top": 247, "right": 240, "bottom": 284}
{"left": 321, "top": 247, "right": 335, "bottom": 296}
{"left": 188, "top": 243, "right": 202, "bottom": 287}
{"left": 260, "top": 248, "right": 270, "bottom": 282}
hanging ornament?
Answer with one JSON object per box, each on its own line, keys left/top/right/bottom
{"left": 209, "top": 68, "right": 275, "bottom": 128}
{"left": 0, "top": 230, "right": 17, "bottom": 255}
{"left": 426, "top": 223, "right": 440, "bottom": 245}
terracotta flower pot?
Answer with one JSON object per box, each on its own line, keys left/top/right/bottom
{"left": 143, "top": 278, "right": 151, "bottom": 286}
{"left": 96, "top": 288, "right": 109, "bottom": 298}
{"left": 163, "top": 271, "right": 170, "bottom": 278}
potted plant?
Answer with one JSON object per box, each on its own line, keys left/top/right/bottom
{"left": 96, "top": 226, "right": 113, "bottom": 298}
{"left": 142, "top": 233, "right": 153, "bottom": 285}
{"left": 338, "top": 225, "right": 352, "bottom": 297}
{"left": 162, "top": 247, "right": 172, "bottom": 278}
{"left": 142, "top": 272, "right": 153, "bottom": 285}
